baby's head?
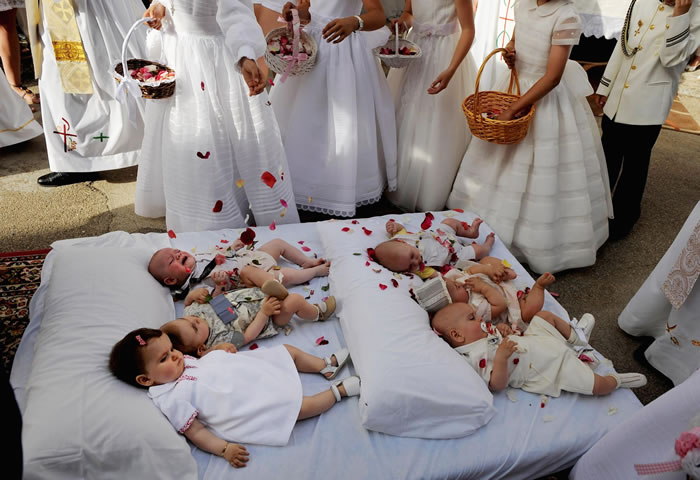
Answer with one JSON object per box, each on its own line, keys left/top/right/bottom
{"left": 431, "top": 303, "right": 484, "bottom": 348}
{"left": 109, "top": 328, "right": 185, "bottom": 388}
{"left": 161, "top": 316, "right": 210, "bottom": 357}
{"left": 444, "top": 277, "right": 470, "bottom": 304}
{"left": 148, "top": 248, "right": 197, "bottom": 289}
{"left": 374, "top": 239, "right": 423, "bottom": 273}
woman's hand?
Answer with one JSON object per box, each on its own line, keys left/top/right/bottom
{"left": 143, "top": 3, "right": 166, "bottom": 30}
{"left": 282, "top": 1, "right": 311, "bottom": 24}
{"left": 223, "top": 443, "right": 250, "bottom": 468}
{"left": 502, "top": 40, "right": 516, "bottom": 69}
{"left": 389, "top": 11, "right": 413, "bottom": 34}
{"left": 673, "top": 0, "right": 693, "bottom": 17}
{"left": 427, "top": 68, "right": 455, "bottom": 95}
{"left": 495, "top": 109, "right": 515, "bottom": 121}
{"left": 595, "top": 94, "right": 608, "bottom": 108}
{"left": 239, "top": 58, "right": 266, "bottom": 96}
{"left": 323, "top": 16, "right": 360, "bottom": 43}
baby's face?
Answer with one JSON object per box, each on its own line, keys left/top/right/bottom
{"left": 163, "top": 316, "right": 210, "bottom": 354}
{"left": 140, "top": 333, "right": 185, "bottom": 385}
{"left": 452, "top": 304, "right": 485, "bottom": 343}
{"left": 384, "top": 241, "right": 423, "bottom": 273}
{"left": 150, "top": 248, "right": 196, "bottom": 286}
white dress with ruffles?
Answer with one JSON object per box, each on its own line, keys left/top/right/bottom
{"left": 447, "top": 0, "right": 613, "bottom": 274}
{"left": 264, "top": 0, "right": 397, "bottom": 217}
{"left": 386, "top": 0, "right": 477, "bottom": 212}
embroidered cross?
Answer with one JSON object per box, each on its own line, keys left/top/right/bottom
{"left": 92, "top": 132, "right": 109, "bottom": 142}
{"left": 53, "top": 117, "right": 77, "bottom": 152}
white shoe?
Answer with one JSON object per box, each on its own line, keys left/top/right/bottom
{"left": 330, "top": 375, "right": 361, "bottom": 402}
{"left": 613, "top": 372, "right": 647, "bottom": 389}
{"left": 575, "top": 313, "right": 595, "bottom": 342}
{"left": 319, "top": 347, "right": 350, "bottom": 380}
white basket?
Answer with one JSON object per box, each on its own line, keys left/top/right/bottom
{"left": 373, "top": 23, "right": 422, "bottom": 69}
{"left": 264, "top": 9, "right": 317, "bottom": 79}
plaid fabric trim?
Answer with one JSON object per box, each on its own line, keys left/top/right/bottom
{"left": 634, "top": 459, "right": 682, "bottom": 475}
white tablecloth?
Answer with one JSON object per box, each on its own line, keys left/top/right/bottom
{"left": 618, "top": 201, "right": 700, "bottom": 386}
{"left": 575, "top": 0, "right": 630, "bottom": 39}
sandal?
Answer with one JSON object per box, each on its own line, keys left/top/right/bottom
{"left": 330, "top": 375, "right": 361, "bottom": 402}
{"left": 313, "top": 296, "right": 336, "bottom": 321}
{"left": 12, "top": 84, "right": 40, "bottom": 105}
{"left": 319, "top": 347, "right": 350, "bottom": 380}
{"left": 261, "top": 279, "right": 288, "bottom": 299}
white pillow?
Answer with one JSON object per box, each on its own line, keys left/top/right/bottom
{"left": 21, "top": 245, "right": 197, "bottom": 480}
{"left": 318, "top": 215, "right": 497, "bottom": 439}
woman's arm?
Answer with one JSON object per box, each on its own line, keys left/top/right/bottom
{"left": 322, "top": 0, "right": 386, "bottom": 43}
{"left": 497, "top": 43, "right": 569, "bottom": 120}
{"left": 428, "top": 0, "right": 475, "bottom": 94}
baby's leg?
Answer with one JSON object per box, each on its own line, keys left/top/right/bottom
{"left": 592, "top": 374, "right": 618, "bottom": 395}
{"left": 278, "top": 263, "right": 330, "bottom": 287}
{"left": 239, "top": 265, "right": 275, "bottom": 288}
{"left": 272, "top": 293, "right": 319, "bottom": 325}
{"left": 519, "top": 273, "right": 555, "bottom": 323}
{"left": 298, "top": 390, "right": 338, "bottom": 420}
{"left": 531, "top": 310, "right": 572, "bottom": 339}
{"left": 470, "top": 233, "right": 496, "bottom": 260}
{"left": 441, "top": 218, "right": 483, "bottom": 238}
{"left": 258, "top": 238, "right": 325, "bottom": 268}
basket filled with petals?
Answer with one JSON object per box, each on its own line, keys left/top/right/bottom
{"left": 373, "top": 23, "right": 422, "bottom": 69}
{"left": 264, "top": 8, "right": 317, "bottom": 81}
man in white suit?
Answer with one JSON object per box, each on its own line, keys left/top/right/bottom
{"left": 596, "top": 0, "right": 699, "bottom": 239}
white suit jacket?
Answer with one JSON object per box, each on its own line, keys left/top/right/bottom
{"left": 597, "top": 0, "right": 700, "bottom": 126}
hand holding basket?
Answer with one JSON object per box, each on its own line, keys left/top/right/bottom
{"left": 264, "top": 8, "right": 317, "bottom": 82}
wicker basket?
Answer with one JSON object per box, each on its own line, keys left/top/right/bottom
{"left": 264, "top": 9, "right": 317, "bottom": 78}
{"left": 373, "top": 23, "right": 422, "bottom": 69}
{"left": 113, "top": 19, "right": 175, "bottom": 99}
{"left": 462, "top": 48, "right": 534, "bottom": 145}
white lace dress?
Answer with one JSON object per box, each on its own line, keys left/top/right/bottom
{"left": 386, "top": 0, "right": 477, "bottom": 212}
{"left": 264, "top": 0, "right": 397, "bottom": 217}
{"left": 447, "top": 0, "right": 613, "bottom": 274}
{"left": 135, "top": 0, "right": 299, "bottom": 232}
{"left": 0, "top": 0, "right": 23, "bottom": 11}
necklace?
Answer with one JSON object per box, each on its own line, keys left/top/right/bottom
{"left": 620, "top": 0, "right": 640, "bottom": 57}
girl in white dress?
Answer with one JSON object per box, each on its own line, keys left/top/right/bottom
{"left": 135, "top": 0, "right": 299, "bottom": 233}
{"left": 0, "top": 68, "right": 42, "bottom": 148}
{"left": 387, "top": 0, "right": 478, "bottom": 212}
{"left": 109, "top": 328, "right": 360, "bottom": 468}
{"left": 447, "top": 0, "right": 613, "bottom": 274}
{"left": 263, "top": 0, "right": 397, "bottom": 217}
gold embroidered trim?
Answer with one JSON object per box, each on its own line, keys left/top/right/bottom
{"left": 52, "top": 41, "right": 87, "bottom": 62}
{"left": 0, "top": 117, "right": 36, "bottom": 134}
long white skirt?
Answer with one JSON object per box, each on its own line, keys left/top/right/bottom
{"left": 0, "top": 70, "right": 42, "bottom": 148}
{"left": 447, "top": 61, "right": 613, "bottom": 273}
{"left": 387, "top": 29, "right": 477, "bottom": 212}
{"left": 135, "top": 26, "right": 299, "bottom": 232}
{"left": 269, "top": 18, "right": 397, "bottom": 217}
{"left": 38, "top": 0, "right": 146, "bottom": 172}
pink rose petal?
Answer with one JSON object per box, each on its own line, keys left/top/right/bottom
{"left": 301, "top": 246, "right": 311, "bottom": 252}
{"left": 249, "top": 343, "right": 258, "bottom": 350}
{"left": 280, "top": 198, "right": 288, "bottom": 208}
{"left": 269, "top": 221, "right": 276, "bottom": 231}
{"left": 379, "top": 283, "right": 387, "bottom": 290}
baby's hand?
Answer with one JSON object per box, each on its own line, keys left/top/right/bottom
{"left": 486, "top": 264, "right": 507, "bottom": 283}
{"left": 495, "top": 337, "right": 518, "bottom": 360}
{"left": 223, "top": 443, "right": 250, "bottom": 468}
{"left": 464, "top": 277, "right": 487, "bottom": 293}
{"left": 185, "top": 288, "right": 209, "bottom": 306}
{"left": 143, "top": 3, "right": 165, "bottom": 30}
{"left": 261, "top": 296, "right": 281, "bottom": 317}
{"left": 213, "top": 343, "right": 238, "bottom": 354}
{"left": 385, "top": 220, "right": 403, "bottom": 236}
{"left": 496, "top": 323, "right": 514, "bottom": 337}
{"left": 212, "top": 271, "right": 229, "bottom": 288}
{"left": 232, "top": 238, "right": 245, "bottom": 251}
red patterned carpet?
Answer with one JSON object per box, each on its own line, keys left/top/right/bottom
{"left": 0, "top": 249, "right": 50, "bottom": 375}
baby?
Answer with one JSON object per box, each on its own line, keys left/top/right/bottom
{"left": 149, "top": 237, "right": 330, "bottom": 303}
{"left": 432, "top": 303, "right": 646, "bottom": 396}
{"left": 109, "top": 329, "right": 360, "bottom": 468}
{"left": 375, "top": 218, "right": 496, "bottom": 280}
{"left": 162, "top": 287, "right": 337, "bottom": 353}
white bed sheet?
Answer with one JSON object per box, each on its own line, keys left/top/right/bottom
{"left": 12, "top": 216, "right": 644, "bottom": 480}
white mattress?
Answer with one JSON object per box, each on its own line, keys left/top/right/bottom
{"left": 12, "top": 214, "right": 643, "bottom": 480}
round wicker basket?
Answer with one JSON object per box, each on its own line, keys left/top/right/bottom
{"left": 373, "top": 23, "right": 421, "bottom": 69}
{"left": 114, "top": 59, "right": 175, "bottom": 99}
{"left": 264, "top": 15, "right": 317, "bottom": 78}
{"left": 462, "top": 48, "right": 534, "bottom": 145}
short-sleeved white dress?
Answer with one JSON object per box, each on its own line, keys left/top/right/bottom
{"left": 149, "top": 346, "right": 302, "bottom": 446}
{"left": 448, "top": 0, "right": 612, "bottom": 274}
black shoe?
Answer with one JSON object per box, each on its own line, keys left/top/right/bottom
{"left": 608, "top": 219, "right": 634, "bottom": 241}
{"left": 37, "top": 171, "right": 98, "bottom": 187}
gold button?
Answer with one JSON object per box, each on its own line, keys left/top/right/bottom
{"left": 631, "top": 65, "right": 637, "bottom": 70}
{"left": 625, "top": 83, "right": 630, "bottom": 88}
{"left": 666, "top": 24, "right": 670, "bottom": 29}
{"left": 650, "top": 24, "right": 655, "bottom": 30}
{"left": 638, "top": 45, "right": 643, "bottom": 51}
{"left": 659, "top": 5, "right": 664, "bottom": 10}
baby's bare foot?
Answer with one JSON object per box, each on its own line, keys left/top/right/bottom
{"left": 465, "top": 218, "right": 483, "bottom": 238}
{"left": 482, "top": 232, "right": 495, "bottom": 249}
{"left": 301, "top": 258, "right": 325, "bottom": 269}
{"left": 310, "top": 261, "right": 331, "bottom": 277}
{"left": 535, "top": 272, "right": 555, "bottom": 288}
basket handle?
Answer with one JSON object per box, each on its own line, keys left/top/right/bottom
{"left": 115, "top": 17, "right": 153, "bottom": 125}
{"left": 473, "top": 48, "right": 521, "bottom": 115}
{"left": 120, "top": 18, "right": 155, "bottom": 85}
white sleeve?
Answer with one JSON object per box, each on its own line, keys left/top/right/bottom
{"left": 152, "top": 392, "right": 199, "bottom": 434}
{"left": 552, "top": 11, "right": 582, "bottom": 46}
{"left": 217, "top": 0, "right": 266, "bottom": 70}
{"left": 660, "top": 7, "right": 700, "bottom": 68}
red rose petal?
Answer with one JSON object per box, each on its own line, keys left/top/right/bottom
{"left": 541, "top": 403, "right": 545, "bottom": 408}
{"left": 220, "top": 239, "right": 229, "bottom": 244}
{"left": 280, "top": 199, "right": 288, "bottom": 208}
{"left": 453, "top": 208, "right": 464, "bottom": 213}
{"left": 268, "top": 78, "right": 275, "bottom": 86}
{"left": 269, "top": 221, "right": 276, "bottom": 231}
{"left": 196, "top": 151, "right": 210, "bottom": 159}
{"left": 362, "top": 227, "right": 372, "bottom": 236}
{"left": 298, "top": 240, "right": 304, "bottom": 245}
{"left": 200, "top": 81, "right": 205, "bottom": 91}
{"left": 240, "top": 227, "right": 256, "bottom": 245}
{"left": 367, "top": 247, "right": 377, "bottom": 262}
{"left": 379, "top": 283, "right": 387, "bottom": 290}
{"left": 365, "top": 261, "right": 370, "bottom": 267}
{"left": 215, "top": 254, "right": 226, "bottom": 265}
{"left": 249, "top": 343, "right": 258, "bottom": 350}
{"left": 461, "top": 222, "right": 470, "bottom": 231}
{"left": 479, "top": 358, "right": 486, "bottom": 369}
{"left": 315, "top": 336, "right": 325, "bottom": 345}
{"left": 421, "top": 213, "right": 433, "bottom": 230}
{"left": 517, "top": 290, "right": 524, "bottom": 299}
{"left": 513, "top": 358, "right": 519, "bottom": 365}
{"left": 351, "top": 220, "right": 359, "bottom": 224}
{"left": 261, "top": 171, "right": 277, "bottom": 188}
{"left": 426, "top": 212, "right": 435, "bottom": 219}
{"left": 391, "top": 279, "right": 399, "bottom": 288}
{"left": 212, "top": 200, "right": 223, "bottom": 212}
{"left": 167, "top": 230, "right": 176, "bottom": 239}
{"left": 341, "top": 227, "right": 350, "bottom": 232}
{"left": 301, "top": 246, "right": 311, "bottom": 252}
{"left": 440, "top": 265, "right": 453, "bottom": 274}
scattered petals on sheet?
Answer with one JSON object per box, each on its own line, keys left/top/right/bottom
{"left": 261, "top": 171, "right": 277, "bottom": 188}
{"left": 506, "top": 389, "right": 518, "bottom": 402}
{"left": 280, "top": 208, "right": 287, "bottom": 217}
{"left": 453, "top": 208, "right": 464, "bottom": 213}
{"left": 268, "top": 78, "right": 274, "bottom": 87}
{"left": 341, "top": 227, "right": 351, "bottom": 232}
{"left": 212, "top": 200, "right": 223, "bottom": 213}
{"left": 280, "top": 199, "right": 288, "bottom": 208}
{"left": 190, "top": 247, "right": 197, "bottom": 253}
{"left": 196, "top": 151, "right": 210, "bottom": 159}
{"left": 201, "top": 81, "right": 205, "bottom": 91}
{"left": 391, "top": 279, "right": 399, "bottom": 288}
{"left": 214, "top": 254, "right": 226, "bottom": 265}
{"left": 240, "top": 228, "right": 256, "bottom": 245}
{"left": 365, "top": 261, "right": 371, "bottom": 267}
{"left": 315, "top": 336, "right": 329, "bottom": 346}
{"left": 540, "top": 395, "right": 549, "bottom": 408}
{"left": 378, "top": 283, "right": 387, "bottom": 290}
{"left": 167, "top": 229, "right": 177, "bottom": 239}
{"left": 298, "top": 240, "right": 305, "bottom": 245}
{"left": 269, "top": 221, "right": 276, "bottom": 231}
{"left": 351, "top": 220, "right": 359, "bottom": 224}
{"left": 607, "top": 406, "right": 618, "bottom": 416}
{"left": 421, "top": 212, "right": 434, "bottom": 230}
{"left": 308, "top": 196, "right": 312, "bottom": 203}
{"left": 367, "top": 247, "right": 377, "bottom": 262}
{"left": 284, "top": 325, "right": 293, "bottom": 336}
{"left": 301, "top": 246, "right": 311, "bottom": 252}
{"left": 236, "top": 178, "right": 245, "bottom": 188}
{"left": 249, "top": 343, "right": 258, "bottom": 350}
{"left": 512, "top": 357, "right": 519, "bottom": 365}
{"left": 362, "top": 227, "right": 372, "bottom": 236}
{"left": 443, "top": 211, "right": 455, "bottom": 218}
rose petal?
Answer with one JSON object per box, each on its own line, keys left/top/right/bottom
{"left": 502, "top": 259, "right": 512, "bottom": 268}
{"left": 280, "top": 208, "right": 287, "bottom": 217}
{"left": 352, "top": 220, "right": 359, "bottom": 224}
{"left": 308, "top": 196, "right": 312, "bottom": 203}
{"left": 315, "top": 336, "right": 325, "bottom": 345}
{"left": 280, "top": 199, "right": 288, "bottom": 208}
{"left": 240, "top": 227, "right": 256, "bottom": 245}
{"left": 261, "top": 171, "right": 277, "bottom": 188}
{"left": 236, "top": 178, "right": 245, "bottom": 188}
{"left": 269, "top": 221, "right": 276, "bottom": 231}
{"left": 201, "top": 81, "right": 205, "bottom": 91}
{"left": 372, "top": 268, "right": 381, "bottom": 273}
{"left": 249, "top": 343, "right": 258, "bottom": 350}
{"left": 220, "top": 239, "right": 229, "bottom": 244}
{"left": 420, "top": 213, "right": 433, "bottom": 230}
{"left": 362, "top": 227, "right": 372, "bottom": 236}
{"left": 365, "top": 261, "right": 370, "bottom": 267}
{"left": 301, "top": 246, "right": 311, "bottom": 252}
{"left": 453, "top": 208, "right": 464, "bottom": 213}
{"left": 212, "top": 200, "right": 223, "bottom": 213}
{"left": 341, "top": 227, "right": 351, "bottom": 232}
{"left": 379, "top": 283, "right": 387, "bottom": 290}
{"left": 367, "top": 247, "right": 377, "bottom": 262}
{"left": 479, "top": 358, "right": 486, "bottom": 369}
{"left": 196, "top": 151, "right": 210, "bottom": 159}
{"left": 167, "top": 230, "right": 176, "bottom": 239}
{"left": 391, "top": 279, "right": 399, "bottom": 288}
{"left": 268, "top": 78, "right": 275, "bottom": 86}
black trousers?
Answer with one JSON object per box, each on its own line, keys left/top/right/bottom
{"left": 601, "top": 115, "right": 662, "bottom": 234}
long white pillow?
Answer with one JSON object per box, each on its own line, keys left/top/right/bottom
{"left": 21, "top": 245, "right": 197, "bottom": 480}
{"left": 317, "top": 213, "right": 497, "bottom": 439}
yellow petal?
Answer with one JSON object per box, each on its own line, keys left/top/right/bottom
{"left": 502, "top": 259, "right": 512, "bottom": 268}
{"left": 236, "top": 179, "right": 245, "bottom": 188}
